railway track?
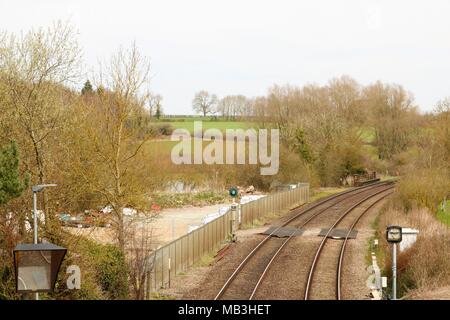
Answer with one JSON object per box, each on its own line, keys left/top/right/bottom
{"left": 214, "top": 181, "right": 394, "bottom": 300}
{"left": 336, "top": 189, "right": 393, "bottom": 300}
{"left": 304, "top": 187, "right": 393, "bottom": 300}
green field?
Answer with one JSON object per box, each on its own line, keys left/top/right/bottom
{"left": 158, "top": 117, "right": 254, "bottom": 134}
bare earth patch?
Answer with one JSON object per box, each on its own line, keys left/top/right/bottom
{"left": 65, "top": 203, "right": 228, "bottom": 248}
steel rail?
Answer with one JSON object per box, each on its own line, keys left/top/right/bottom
{"left": 249, "top": 183, "right": 393, "bottom": 300}
{"left": 336, "top": 189, "right": 394, "bottom": 300}
{"left": 304, "top": 185, "right": 394, "bottom": 300}
{"left": 214, "top": 181, "right": 391, "bottom": 300}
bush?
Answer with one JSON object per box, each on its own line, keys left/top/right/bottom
{"left": 397, "top": 168, "right": 450, "bottom": 212}
{"left": 82, "top": 241, "right": 129, "bottom": 299}
{"left": 150, "top": 123, "right": 174, "bottom": 136}
{"left": 378, "top": 204, "right": 450, "bottom": 297}
{"left": 54, "top": 236, "right": 129, "bottom": 300}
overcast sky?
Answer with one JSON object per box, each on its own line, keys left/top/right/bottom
{"left": 1, "top": 0, "right": 450, "bottom": 113}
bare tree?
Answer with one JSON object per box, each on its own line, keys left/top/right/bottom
{"left": 192, "top": 90, "right": 217, "bottom": 117}
{"left": 128, "top": 224, "right": 155, "bottom": 300}
{"left": 0, "top": 22, "right": 81, "bottom": 228}
{"left": 0, "top": 22, "right": 81, "bottom": 185}
{"left": 362, "top": 82, "right": 418, "bottom": 159}
{"left": 327, "top": 75, "right": 362, "bottom": 124}
{"left": 217, "top": 95, "right": 248, "bottom": 120}
{"left": 69, "top": 43, "right": 152, "bottom": 250}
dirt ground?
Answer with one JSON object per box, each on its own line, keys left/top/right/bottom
{"left": 64, "top": 203, "right": 228, "bottom": 248}
{"left": 157, "top": 192, "right": 389, "bottom": 300}
{"left": 157, "top": 227, "right": 268, "bottom": 299}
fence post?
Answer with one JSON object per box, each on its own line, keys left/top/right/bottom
{"left": 231, "top": 203, "right": 238, "bottom": 242}
{"left": 191, "top": 233, "right": 194, "bottom": 266}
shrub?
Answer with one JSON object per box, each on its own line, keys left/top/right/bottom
{"left": 378, "top": 204, "right": 450, "bottom": 297}
{"left": 149, "top": 123, "right": 174, "bottom": 136}
{"left": 54, "top": 236, "right": 129, "bottom": 300}
{"left": 83, "top": 241, "right": 129, "bottom": 299}
{"left": 397, "top": 168, "right": 450, "bottom": 212}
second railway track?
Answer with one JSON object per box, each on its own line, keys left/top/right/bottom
{"left": 214, "top": 181, "right": 394, "bottom": 300}
{"left": 304, "top": 187, "right": 393, "bottom": 300}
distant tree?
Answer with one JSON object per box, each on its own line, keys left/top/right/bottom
{"left": 155, "top": 104, "right": 162, "bottom": 120}
{"left": 217, "top": 95, "right": 248, "bottom": 119}
{"left": 96, "top": 85, "right": 105, "bottom": 95}
{"left": 192, "top": 91, "right": 218, "bottom": 117}
{"left": 362, "top": 82, "right": 418, "bottom": 160}
{"left": 149, "top": 94, "right": 163, "bottom": 119}
{"left": 81, "top": 80, "right": 94, "bottom": 95}
{"left": 0, "top": 141, "right": 28, "bottom": 205}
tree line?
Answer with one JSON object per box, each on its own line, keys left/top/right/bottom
{"left": 0, "top": 22, "right": 158, "bottom": 299}
{"left": 0, "top": 22, "right": 448, "bottom": 299}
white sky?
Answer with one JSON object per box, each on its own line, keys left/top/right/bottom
{"left": 1, "top": 0, "right": 450, "bottom": 113}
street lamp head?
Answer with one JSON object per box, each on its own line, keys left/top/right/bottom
{"left": 13, "top": 243, "right": 66, "bottom": 293}
{"left": 32, "top": 184, "right": 57, "bottom": 193}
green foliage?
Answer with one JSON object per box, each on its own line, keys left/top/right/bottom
{"left": 92, "top": 244, "right": 129, "bottom": 299}
{"left": 313, "top": 136, "right": 365, "bottom": 186}
{"left": 0, "top": 263, "right": 19, "bottom": 300}
{"left": 397, "top": 168, "right": 450, "bottom": 212}
{"left": 292, "top": 129, "right": 314, "bottom": 163}
{"left": 81, "top": 80, "right": 93, "bottom": 95}
{"left": 0, "top": 141, "right": 28, "bottom": 205}
{"left": 72, "top": 238, "right": 129, "bottom": 300}
{"left": 155, "top": 104, "right": 162, "bottom": 119}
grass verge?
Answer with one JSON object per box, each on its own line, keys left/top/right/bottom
{"left": 437, "top": 200, "right": 450, "bottom": 227}
{"left": 309, "top": 187, "right": 346, "bottom": 203}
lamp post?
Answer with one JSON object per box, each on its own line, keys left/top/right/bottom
{"left": 31, "top": 184, "right": 57, "bottom": 299}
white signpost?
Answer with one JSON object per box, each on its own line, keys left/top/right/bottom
{"left": 386, "top": 225, "right": 402, "bottom": 300}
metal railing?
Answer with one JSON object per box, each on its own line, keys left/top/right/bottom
{"left": 147, "top": 183, "right": 309, "bottom": 293}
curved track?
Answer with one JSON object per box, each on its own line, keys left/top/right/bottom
{"left": 214, "top": 181, "right": 394, "bottom": 300}
{"left": 304, "top": 187, "right": 393, "bottom": 300}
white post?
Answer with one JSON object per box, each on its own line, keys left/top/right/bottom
{"left": 33, "top": 192, "right": 38, "bottom": 244}
{"left": 32, "top": 191, "right": 39, "bottom": 300}
{"left": 231, "top": 199, "right": 237, "bottom": 242}
{"left": 392, "top": 243, "right": 397, "bottom": 300}
{"left": 168, "top": 258, "right": 171, "bottom": 288}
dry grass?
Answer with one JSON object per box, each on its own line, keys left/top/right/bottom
{"left": 378, "top": 204, "right": 450, "bottom": 298}
{"left": 396, "top": 168, "right": 449, "bottom": 212}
